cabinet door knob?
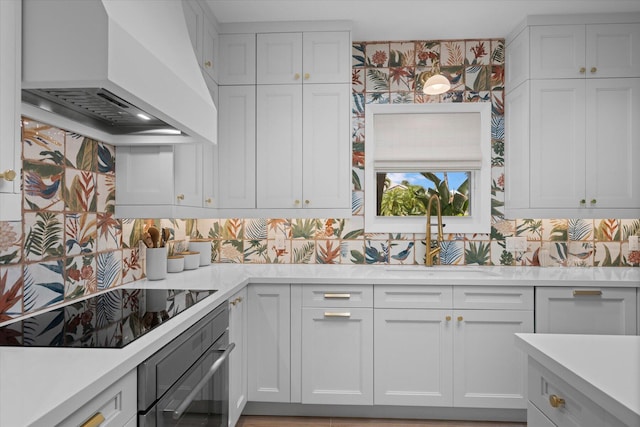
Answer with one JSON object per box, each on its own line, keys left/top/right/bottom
{"left": 590, "top": 199, "right": 597, "bottom": 205}
{"left": 204, "top": 60, "right": 212, "bottom": 68}
{"left": 304, "top": 199, "right": 310, "bottom": 205}
{"left": 205, "top": 198, "right": 213, "bottom": 204}
{"left": 294, "top": 73, "right": 301, "bottom": 80}
{"left": 445, "top": 315, "right": 452, "bottom": 321}
{"left": 590, "top": 67, "right": 597, "bottom": 73}
{"left": 549, "top": 394, "right": 565, "bottom": 408}
{"left": 294, "top": 199, "right": 300, "bottom": 205}
{"left": 580, "top": 199, "right": 586, "bottom": 206}
{"left": 0, "top": 169, "right": 16, "bottom": 181}
{"left": 304, "top": 73, "right": 310, "bottom": 80}
{"left": 457, "top": 316, "right": 464, "bottom": 322}
{"left": 177, "top": 194, "right": 185, "bottom": 201}
{"left": 579, "top": 67, "right": 586, "bottom": 74}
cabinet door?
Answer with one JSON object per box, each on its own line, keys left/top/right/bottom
{"left": 115, "top": 146, "right": 174, "bottom": 206}
{"left": 530, "top": 79, "right": 586, "bottom": 208}
{"left": 452, "top": 309, "right": 533, "bottom": 409}
{"left": 536, "top": 287, "right": 637, "bottom": 335}
{"left": 303, "top": 31, "right": 351, "bottom": 84}
{"left": 218, "top": 85, "right": 256, "bottom": 209}
{"left": 374, "top": 309, "right": 453, "bottom": 407}
{"left": 530, "top": 25, "right": 586, "bottom": 79}
{"left": 302, "top": 84, "right": 350, "bottom": 209}
{"left": 504, "top": 81, "right": 530, "bottom": 210}
{"left": 229, "top": 288, "right": 247, "bottom": 427}
{"left": 586, "top": 23, "right": 640, "bottom": 78}
{"left": 257, "top": 33, "right": 303, "bottom": 85}
{"left": 301, "top": 307, "right": 373, "bottom": 405}
{"left": 182, "top": 1, "right": 203, "bottom": 62}
{"left": 219, "top": 34, "right": 256, "bottom": 85}
{"left": 0, "top": 0, "right": 21, "bottom": 220}
{"left": 247, "top": 284, "right": 291, "bottom": 402}
{"left": 256, "top": 85, "right": 303, "bottom": 209}
{"left": 174, "top": 143, "right": 204, "bottom": 207}
{"left": 585, "top": 78, "right": 640, "bottom": 209}
{"left": 202, "top": 19, "right": 218, "bottom": 83}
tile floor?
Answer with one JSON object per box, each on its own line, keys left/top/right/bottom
{"left": 236, "top": 416, "right": 526, "bottom": 427}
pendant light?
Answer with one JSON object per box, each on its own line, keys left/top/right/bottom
{"left": 422, "top": 59, "right": 450, "bottom": 95}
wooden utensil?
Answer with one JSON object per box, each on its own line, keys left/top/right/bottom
{"left": 148, "top": 226, "right": 160, "bottom": 248}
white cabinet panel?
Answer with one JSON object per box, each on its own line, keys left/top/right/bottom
{"left": 217, "top": 85, "right": 256, "bottom": 209}
{"left": 374, "top": 285, "right": 452, "bottom": 309}
{"left": 116, "top": 146, "right": 174, "bottom": 206}
{"left": 257, "top": 33, "right": 303, "bottom": 84}
{"left": 301, "top": 284, "right": 373, "bottom": 308}
{"left": 452, "top": 309, "right": 532, "bottom": 409}
{"left": 247, "top": 284, "right": 291, "bottom": 403}
{"left": 453, "top": 286, "right": 534, "bottom": 310}
{"left": 174, "top": 143, "right": 204, "bottom": 208}
{"left": 302, "top": 31, "right": 351, "bottom": 84}
{"left": 531, "top": 25, "right": 586, "bottom": 79}
{"left": 256, "top": 84, "right": 303, "bottom": 209}
{"left": 504, "top": 80, "right": 530, "bottom": 211}
{"left": 219, "top": 34, "right": 256, "bottom": 85}
{"left": 229, "top": 288, "right": 248, "bottom": 427}
{"left": 374, "top": 308, "right": 453, "bottom": 407}
{"left": 586, "top": 23, "right": 640, "bottom": 78}
{"left": 301, "top": 307, "right": 373, "bottom": 405}
{"left": 536, "top": 287, "right": 637, "bottom": 335}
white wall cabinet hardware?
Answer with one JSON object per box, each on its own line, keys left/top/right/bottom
{"left": 530, "top": 23, "right": 640, "bottom": 79}
{"left": 183, "top": 0, "right": 219, "bottom": 83}
{"left": 374, "top": 286, "right": 533, "bottom": 409}
{"left": 219, "top": 34, "right": 256, "bottom": 85}
{"left": 257, "top": 32, "right": 350, "bottom": 84}
{"left": 535, "top": 287, "right": 638, "bottom": 335}
{"left": 59, "top": 369, "right": 137, "bottom": 427}
{"left": 247, "top": 284, "right": 291, "bottom": 403}
{"left": 0, "top": 0, "right": 21, "bottom": 221}
{"left": 505, "top": 15, "right": 640, "bottom": 219}
{"left": 255, "top": 83, "right": 350, "bottom": 212}
{"left": 298, "top": 285, "right": 374, "bottom": 405}
{"left": 229, "top": 288, "right": 248, "bottom": 427}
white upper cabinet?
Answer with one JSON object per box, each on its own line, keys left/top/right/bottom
{"left": 531, "top": 23, "right": 640, "bottom": 79}
{"left": 0, "top": 0, "right": 21, "bottom": 221}
{"left": 219, "top": 34, "right": 256, "bottom": 85}
{"left": 183, "top": 0, "right": 219, "bottom": 83}
{"left": 257, "top": 31, "right": 350, "bottom": 84}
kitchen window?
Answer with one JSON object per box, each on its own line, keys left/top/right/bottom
{"left": 364, "top": 103, "right": 491, "bottom": 234}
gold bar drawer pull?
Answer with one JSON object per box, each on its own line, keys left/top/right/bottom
{"left": 324, "top": 312, "right": 351, "bottom": 318}
{"left": 81, "top": 412, "right": 105, "bottom": 427}
{"left": 323, "top": 293, "right": 351, "bottom": 299}
{"left": 573, "top": 290, "right": 602, "bottom": 297}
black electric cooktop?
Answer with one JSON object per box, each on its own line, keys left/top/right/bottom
{"left": 0, "top": 288, "right": 216, "bottom": 349}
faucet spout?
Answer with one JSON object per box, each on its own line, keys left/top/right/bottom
{"left": 425, "top": 194, "right": 444, "bottom": 267}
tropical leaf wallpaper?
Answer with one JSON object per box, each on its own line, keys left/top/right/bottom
{"left": 0, "top": 38, "right": 639, "bottom": 324}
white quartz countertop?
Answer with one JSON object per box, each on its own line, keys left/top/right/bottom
{"left": 1, "top": 265, "right": 638, "bottom": 426}
{"left": 516, "top": 333, "right": 640, "bottom": 427}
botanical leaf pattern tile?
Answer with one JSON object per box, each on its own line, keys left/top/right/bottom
{"left": 366, "top": 43, "right": 389, "bottom": 68}
{"left": 96, "top": 173, "right": 116, "bottom": 214}
{"left": 96, "top": 250, "right": 122, "bottom": 290}
{"left": 97, "top": 142, "right": 116, "bottom": 174}
{"left": 96, "top": 213, "right": 122, "bottom": 252}
{"left": 23, "top": 211, "right": 65, "bottom": 261}
{"left": 0, "top": 221, "right": 22, "bottom": 265}
{"left": 65, "top": 134, "right": 97, "bottom": 172}
{"left": 122, "top": 247, "right": 143, "bottom": 285}
{"left": 64, "top": 169, "right": 96, "bottom": 212}
{"left": 22, "top": 119, "right": 65, "bottom": 164}
{"left": 23, "top": 160, "right": 65, "bottom": 211}
{"left": 65, "top": 213, "right": 97, "bottom": 256}
{"left": 23, "top": 260, "right": 65, "bottom": 313}
{"left": 0, "top": 265, "right": 23, "bottom": 321}
{"left": 65, "top": 254, "right": 96, "bottom": 299}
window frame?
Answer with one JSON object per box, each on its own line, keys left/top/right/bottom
{"left": 364, "top": 103, "right": 492, "bottom": 234}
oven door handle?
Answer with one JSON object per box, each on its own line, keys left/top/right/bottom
{"left": 172, "top": 342, "right": 236, "bottom": 420}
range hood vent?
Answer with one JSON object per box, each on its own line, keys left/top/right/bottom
{"left": 22, "top": 0, "right": 217, "bottom": 144}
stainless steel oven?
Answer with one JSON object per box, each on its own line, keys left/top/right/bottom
{"left": 138, "top": 301, "right": 234, "bottom": 426}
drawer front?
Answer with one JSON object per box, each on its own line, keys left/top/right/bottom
{"left": 535, "top": 287, "right": 637, "bottom": 335}
{"left": 453, "top": 286, "right": 533, "bottom": 310}
{"left": 528, "top": 359, "right": 605, "bottom": 427}
{"left": 302, "top": 284, "right": 373, "bottom": 308}
{"left": 374, "top": 285, "right": 452, "bottom": 308}
{"left": 528, "top": 401, "right": 556, "bottom": 427}
{"left": 61, "top": 369, "right": 137, "bottom": 427}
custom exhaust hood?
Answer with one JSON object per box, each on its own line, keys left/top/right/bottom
{"left": 21, "top": 0, "right": 217, "bottom": 145}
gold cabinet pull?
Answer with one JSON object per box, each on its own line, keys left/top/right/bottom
{"left": 445, "top": 315, "right": 452, "bottom": 321}
{"left": 204, "top": 60, "right": 212, "bottom": 68}
{"left": 580, "top": 199, "right": 586, "bottom": 205}
{"left": 590, "top": 199, "right": 597, "bottom": 205}
{"left": 81, "top": 412, "right": 105, "bottom": 427}
{"left": 579, "top": 67, "right": 586, "bottom": 74}
{"left": 324, "top": 312, "right": 351, "bottom": 318}
{"left": 205, "top": 198, "right": 213, "bottom": 204}
{"left": 549, "top": 394, "right": 565, "bottom": 408}
{"left": 294, "top": 73, "right": 301, "bottom": 80}
{"left": 230, "top": 296, "right": 243, "bottom": 306}
{"left": 590, "top": 67, "right": 597, "bottom": 73}
{"left": 0, "top": 169, "right": 16, "bottom": 181}
{"left": 294, "top": 199, "right": 300, "bottom": 205}
{"left": 573, "top": 289, "right": 602, "bottom": 297}
{"left": 323, "top": 293, "right": 351, "bottom": 299}
{"left": 304, "top": 199, "right": 310, "bottom": 205}
{"left": 457, "top": 316, "right": 464, "bottom": 322}
{"left": 304, "top": 73, "right": 310, "bottom": 80}
{"left": 177, "top": 194, "right": 185, "bottom": 201}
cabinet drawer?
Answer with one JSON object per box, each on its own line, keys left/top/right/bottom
{"left": 302, "top": 285, "right": 373, "bottom": 307}
{"left": 528, "top": 359, "right": 607, "bottom": 427}
{"left": 453, "top": 286, "right": 533, "bottom": 310}
{"left": 61, "top": 369, "right": 136, "bottom": 427}
{"left": 535, "top": 287, "right": 637, "bottom": 334}
{"left": 374, "top": 285, "right": 452, "bottom": 308}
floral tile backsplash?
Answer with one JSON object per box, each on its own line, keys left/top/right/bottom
{"left": 1, "top": 38, "right": 639, "bottom": 323}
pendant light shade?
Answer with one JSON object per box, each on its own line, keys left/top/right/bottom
{"left": 423, "top": 74, "right": 451, "bottom": 95}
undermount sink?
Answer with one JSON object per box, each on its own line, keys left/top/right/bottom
{"left": 384, "top": 265, "right": 500, "bottom": 277}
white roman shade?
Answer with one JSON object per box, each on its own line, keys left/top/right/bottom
{"left": 373, "top": 112, "right": 483, "bottom": 170}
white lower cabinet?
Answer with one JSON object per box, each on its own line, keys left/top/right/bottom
{"left": 535, "top": 287, "right": 637, "bottom": 335}
{"left": 374, "top": 285, "right": 533, "bottom": 409}
{"left": 60, "top": 369, "right": 137, "bottom": 427}
{"left": 247, "top": 284, "right": 291, "bottom": 403}
{"left": 229, "top": 288, "right": 248, "bottom": 426}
